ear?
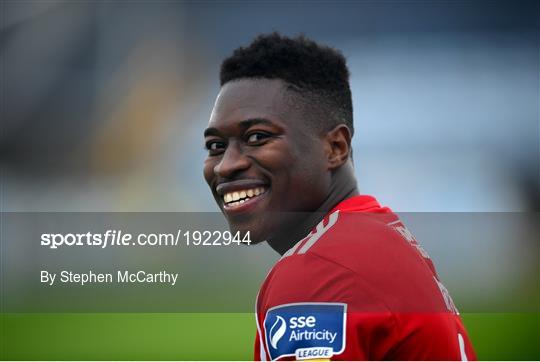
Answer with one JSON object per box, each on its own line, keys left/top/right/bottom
{"left": 324, "top": 124, "right": 352, "bottom": 170}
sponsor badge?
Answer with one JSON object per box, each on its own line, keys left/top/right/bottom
{"left": 263, "top": 302, "right": 346, "bottom": 360}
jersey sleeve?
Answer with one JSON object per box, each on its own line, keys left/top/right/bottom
{"left": 256, "top": 252, "right": 397, "bottom": 360}
{"left": 255, "top": 251, "right": 476, "bottom": 360}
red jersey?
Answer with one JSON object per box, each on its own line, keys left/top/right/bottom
{"left": 255, "top": 195, "right": 476, "bottom": 360}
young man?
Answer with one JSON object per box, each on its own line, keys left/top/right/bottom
{"left": 203, "top": 33, "right": 476, "bottom": 360}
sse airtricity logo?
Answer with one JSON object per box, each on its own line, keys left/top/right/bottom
{"left": 269, "top": 315, "right": 287, "bottom": 349}
{"left": 263, "top": 303, "right": 347, "bottom": 360}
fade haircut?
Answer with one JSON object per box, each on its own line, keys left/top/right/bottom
{"left": 220, "top": 33, "right": 354, "bottom": 137}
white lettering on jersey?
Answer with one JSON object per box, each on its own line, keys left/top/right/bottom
{"left": 388, "top": 220, "right": 430, "bottom": 258}
{"left": 435, "top": 276, "right": 459, "bottom": 314}
{"left": 297, "top": 211, "right": 340, "bottom": 254}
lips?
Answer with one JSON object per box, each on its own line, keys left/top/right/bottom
{"left": 216, "top": 180, "right": 269, "bottom": 213}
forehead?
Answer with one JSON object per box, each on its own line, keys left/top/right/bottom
{"left": 208, "top": 78, "right": 297, "bottom": 128}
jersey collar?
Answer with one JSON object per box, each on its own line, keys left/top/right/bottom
{"left": 330, "top": 195, "right": 392, "bottom": 214}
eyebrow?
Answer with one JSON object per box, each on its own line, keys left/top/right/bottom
{"left": 203, "top": 118, "right": 276, "bottom": 137}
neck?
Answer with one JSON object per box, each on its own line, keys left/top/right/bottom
{"left": 267, "top": 163, "right": 359, "bottom": 255}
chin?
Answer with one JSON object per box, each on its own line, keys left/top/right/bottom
{"left": 227, "top": 224, "right": 267, "bottom": 244}
{"left": 225, "top": 217, "right": 273, "bottom": 245}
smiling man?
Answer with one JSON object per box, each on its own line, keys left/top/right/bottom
{"left": 203, "top": 33, "right": 476, "bottom": 360}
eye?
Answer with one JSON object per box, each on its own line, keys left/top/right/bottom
{"left": 205, "top": 140, "right": 226, "bottom": 155}
{"left": 246, "top": 132, "right": 271, "bottom": 145}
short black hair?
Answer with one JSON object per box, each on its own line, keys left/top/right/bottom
{"left": 220, "top": 32, "right": 354, "bottom": 137}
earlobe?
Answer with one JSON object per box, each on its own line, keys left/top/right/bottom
{"left": 325, "top": 125, "right": 352, "bottom": 170}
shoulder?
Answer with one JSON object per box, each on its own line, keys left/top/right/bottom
{"left": 263, "top": 210, "right": 448, "bottom": 313}
{"left": 287, "top": 210, "right": 417, "bottom": 276}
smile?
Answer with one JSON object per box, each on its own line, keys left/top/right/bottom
{"left": 223, "top": 186, "right": 267, "bottom": 207}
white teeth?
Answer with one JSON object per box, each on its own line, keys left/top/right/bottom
{"left": 222, "top": 186, "right": 267, "bottom": 206}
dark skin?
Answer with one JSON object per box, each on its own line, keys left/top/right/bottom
{"left": 203, "top": 78, "right": 358, "bottom": 255}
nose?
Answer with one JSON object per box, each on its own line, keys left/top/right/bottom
{"left": 214, "top": 141, "right": 251, "bottom": 178}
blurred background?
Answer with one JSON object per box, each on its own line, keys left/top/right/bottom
{"left": 1, "top": 0, "right": 539, "bottom": 360}
{"left": 1, "top": 0, "right": 538, "bottom": 213}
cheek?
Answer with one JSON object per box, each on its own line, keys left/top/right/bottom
{"left": 291, "top": 146, "right": 330, "bottom": 199}
{"left": 290, "top": 157, "right": 330, "bottom": 199}
{"left": 250, "top": 140, "right": 297, "bottom": 171}
{"left": 262, "top": 144, "right": 330, "bottom": 207}
{"left": 288, "top": 141, "right": 327, "bottom": 180}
